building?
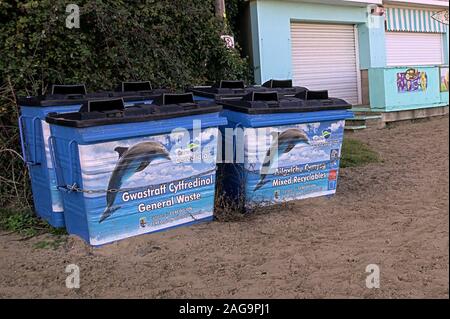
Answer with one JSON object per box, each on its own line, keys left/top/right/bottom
{"left": 240, "top": 0, "right": 449, "bottom": 122}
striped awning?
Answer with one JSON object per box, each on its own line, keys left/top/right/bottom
{"left": 386, "top": 7, "right": 448, "bottom": 33}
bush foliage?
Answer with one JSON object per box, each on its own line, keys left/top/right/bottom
{"left": 0, "top": 0, "right": 251, "bottom": 211}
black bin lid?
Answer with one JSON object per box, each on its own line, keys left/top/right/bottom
{"left": 113, "top": 81, "right": 169, "bottom": 100}
{"left": 218, "top": 91, "right": 351, "bottom": 114}
{"left": 262, "top": 79, "right": 308, "bottom": 97}
{"left": 18, "top": 82, "right": 170, "bottom": 107}
{"left": 189, "top": 80, "right": 268, "bottom": 100}
{"left": 17, "top": 88, "right": 114, "bottom": 107}
{"left": 45, "top": 93, "right": 222, "bottom": 128}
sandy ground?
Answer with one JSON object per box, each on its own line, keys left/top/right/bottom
{"left": 0, "top": 116, "right": 448, "bottom": 298}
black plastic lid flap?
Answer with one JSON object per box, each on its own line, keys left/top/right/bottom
{"left": 306, "top": 90, "right": 329, "bottom": 100}
{"left": 51, "top": 84, "right": 87, "bottom": 95}
{"left": 153, "top": 93, "right": 194, "bottom": 105}
{"left": 295, "top": 90, "right": 307, "bottom": 100}
{"left": 217, "top": 80, "right": 245, "bottom": 89}
{"left": 244, "top": 91, "right": 279, "bottom": 102}
{"left": 79, "top": 98, "right": 125, "bottom": 112}
{"left": 121, "top": 81, "right": 152, "bottom": 92}
{"left": 262, "top": 79, "right": 293, "bottom": 88}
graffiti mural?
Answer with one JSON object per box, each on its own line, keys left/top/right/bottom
{"left": 397, "top": 68, "right": 427, "bottom": 93}
{"left": 440, "top": 67, "right": 449, "bottom": 92}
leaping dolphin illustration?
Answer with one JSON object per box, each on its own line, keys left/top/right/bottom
{"left": 254, "top": 129, "right": 310, "bottom": 191}
{"left": 99, "top": 141, "right": 171, "bottom": 223}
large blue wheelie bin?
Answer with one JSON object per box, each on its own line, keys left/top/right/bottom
{"left": 18, "top": 83, "right": 169, "bottom": 227}
{"left": 45, "top": 94, "right": 226, "bottom": 245}
{"left": 217, "top": 90, "right": 353, "bottom": 209}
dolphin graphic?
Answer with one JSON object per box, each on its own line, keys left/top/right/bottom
{"left": 254, "top": 129, "right": 310, "bottom": 191}
{"left": 99, "top": 141, "right": 171, "bottom": 223}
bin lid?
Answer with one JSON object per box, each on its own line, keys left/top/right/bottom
{"left": 18, "top": 84, "right": 170, "bottom": 107}
{"left": 45, "top": 93, "right": 222, "bottom": 128}
{"left": 189, "top": 80, "right": 268, "bottom": 100}
{"left": 189, "top": 79, "right": 308, "bottom": 100}
{"left": 261, "top": 79, "right": 308, "bottom": 97}
{"left": 218, "top": 91, "right": 351, "bottom": 114}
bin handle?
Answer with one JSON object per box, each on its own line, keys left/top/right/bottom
{"left": 18, "top": 115, "right": 41, "bottom": 166}
{"left": 48, "top": 136, "right": 66, "bottom": 189}
{"left": 68, "top": 140, "right": 78, "bottom": 187}
{"left": 48, "top": 137, "right": 79, "bottom": 190}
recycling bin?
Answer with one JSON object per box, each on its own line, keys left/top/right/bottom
{"left": 189, "top": 79, "right": 308, "bottom": 101}
{"left": 217, "top": 90, "right": 353, "bottom": 209}
{"left": 19, "top": 84, "right": 89, "bottom": 227}
{"left": 46, "top": 94, "right": 226, "bottom": 245}
{"left": 18, "top": 83, "right": 169, "bottom": 227}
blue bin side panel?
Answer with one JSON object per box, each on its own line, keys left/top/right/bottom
{"left": 49, "top": 113, "right": 226, "bottom": 245}
{"left": 220, "top": 110, "right": 352, "bottom": 207}
{"left": 20, "top": 105, "right": 82, "bottom": 227}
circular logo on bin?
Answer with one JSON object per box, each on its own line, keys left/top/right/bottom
{"left": 322, "top": 129, "right": 332, "bottom": 139}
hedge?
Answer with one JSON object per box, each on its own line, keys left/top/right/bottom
{"left": 0, "top": 0, "right": 251, "bottom": 210}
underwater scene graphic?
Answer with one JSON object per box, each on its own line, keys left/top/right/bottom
{"left": 77, "top": 127, "right": 219, "bottom": 245}
{"left": 241, "top": 119, "right": 345, "bottom": 207}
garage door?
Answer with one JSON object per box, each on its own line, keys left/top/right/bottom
{"left": 386, "top": 32, "right": 444, "bottom": 66}
{"left": 290, "top": 22, "right": 360, "bottom": 105}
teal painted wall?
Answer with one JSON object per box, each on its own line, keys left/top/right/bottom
{"left": 440, "top": 66, "right": 449, "bottom": 105}
{"left": 368, "top": 68, "right": 386, "bottom": 109}
{"left": 369, "top": 66, "right": 448, "bottom": 111}
{"left": 253, "top": 0, "right": 368, "bottom": 84}
{"left": 358, "top": 16, "right": 386, "bottom": 69}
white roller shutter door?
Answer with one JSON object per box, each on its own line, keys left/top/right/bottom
{"left": 386, "top": 32, "right": 444, "bottom": 66}
{"left": 290, "top": 22, "right": 360, "bottom": 105}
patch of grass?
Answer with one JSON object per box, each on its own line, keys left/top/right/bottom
{"left": 33, "top": 237, "right": 66, "bottom": 250}
{"left": 340, "top": 138, "right": 381, "bottom": 168}
{"left": 0, "top": 208, "right": 67, "bottom": 238}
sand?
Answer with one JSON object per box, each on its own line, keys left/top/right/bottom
{"left": 0, "top": 116, "right": 448, "bottom": 298}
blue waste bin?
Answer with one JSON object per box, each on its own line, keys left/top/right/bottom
{"left": 217, "top": 90, "right": 353, "bottom": 209}
{"left": 46, "top": 94, "right": 226, "bottom": 245}
{"left": 189, "top": 79, "right": 308, "bottom": 101}
{"left": 18, "top": 83, "right": 169, "bottom": 227}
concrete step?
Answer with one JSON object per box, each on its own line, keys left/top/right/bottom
{"left": 351, "top": 115, "right": 383, "bottom": 120}
{"left": 346, "top": 119, "right": 366, "bottom": 127}
{"left": 346, "top": 111, "right": 385, "bottom": 130}
{"left": 344, "top": 125, "right": 367, "bottom": 131}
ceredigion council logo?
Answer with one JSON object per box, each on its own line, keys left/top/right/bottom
{"left": 322, "top": 129, "right": 332, "bottom": 139}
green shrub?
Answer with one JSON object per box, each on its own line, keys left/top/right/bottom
{"left": 0, "top": 0, "right": 251, "bottom": 92}
{"left": 0, "top": 0, "right": 251, "bottom": 214}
